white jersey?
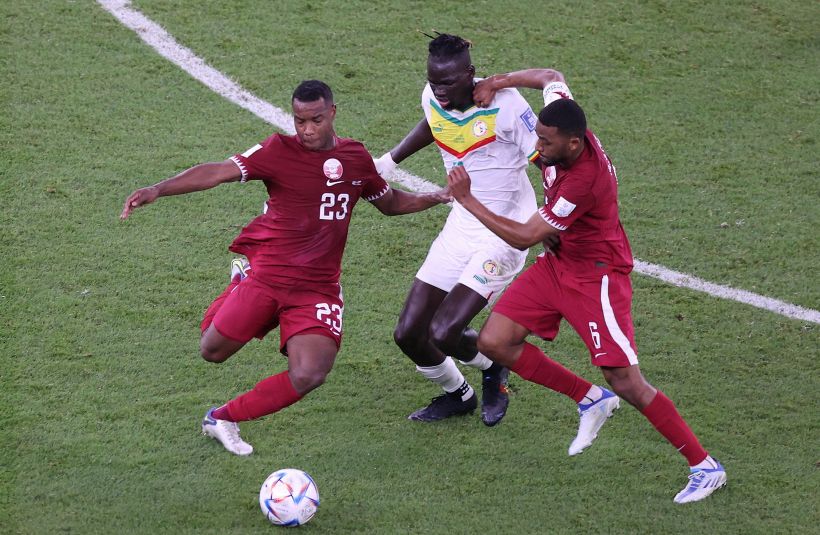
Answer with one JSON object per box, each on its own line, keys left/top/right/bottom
{"left": 422, "top": 81, "right": 539, "bottom": 237}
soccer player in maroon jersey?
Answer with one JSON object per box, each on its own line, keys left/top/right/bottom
{"left": 120, "top": 80, "right": 450, "bottom": 456}
{"left": 446, "top": 95, "right": 726, "bottom": 504}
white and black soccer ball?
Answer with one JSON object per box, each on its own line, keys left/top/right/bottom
{"left": 259, "top": 468, "right": 320, "bottom": 527}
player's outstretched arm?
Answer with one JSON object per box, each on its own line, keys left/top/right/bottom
{"left": 373, "top": 118, "right": 435, "bottom": 177}
{"left": 447, "top": 166, "right": 558, "bottom": 250}
{"left": 370, "top": 186, "right": 451, "bottom": 216}
{"left": 474, "top": 68, "right": 567, "bottom": 107}
{"left": 120, "top": 160, "right": 241, "bottom": 220}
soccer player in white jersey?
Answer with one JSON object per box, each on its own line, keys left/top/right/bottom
{"left": 375, "top": 34, "right": 614, "bottom": 434}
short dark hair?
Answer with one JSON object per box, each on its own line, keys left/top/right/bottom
{"left": 292, "top": 80, "right": 333, "bottom": 104}
{"left": 428, "top": 33, "right": 471, "bottom": 60}
{"left": 538, "top": 99, "right": 587, "bottom": 138}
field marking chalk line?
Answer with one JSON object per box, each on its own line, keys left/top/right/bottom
{"left": 99, "top": 0, "right": 819, "bottom": 324}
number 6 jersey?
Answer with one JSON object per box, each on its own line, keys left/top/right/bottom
{"left": 228, "top": 133, "right": 389, "bottom": 286}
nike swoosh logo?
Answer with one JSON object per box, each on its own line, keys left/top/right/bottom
{"left": 326, "top": 179, "right": 344, "bottom": 186}
{"left": 594, "top": 352, "right": 607, "bottom": 358}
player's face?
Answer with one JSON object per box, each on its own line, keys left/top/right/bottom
{"left": 292, "top": 98, "right": 337, "bottom": 151}
{"left": 427, "top": 56, "right": 475, "bottom": 110}
{"left": 535, "top": 123, "right": 580, "bottom": 168}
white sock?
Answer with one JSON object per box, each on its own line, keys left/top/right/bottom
{"left": 416, "top": 357, "right": 473, "bottom": 400}
{"left": 691, "top": 455, "right": 718, "bottom": 470}
{"left": 461, "top": 352, "right": 493, "bottom": 371}
{"left": 581, "top": 385, "right": 604, "bottom": 405}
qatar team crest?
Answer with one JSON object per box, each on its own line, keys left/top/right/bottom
{"left": 482, "top": 260, "right": 500, "bottom": 276}
{"left": 323, "top": 158, "right": 344, "bottom": 180}
{"left": 472, "top": 120, "right": 488, "bottom": 137}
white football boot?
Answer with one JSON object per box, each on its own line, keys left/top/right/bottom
{"left": 202, "top": 407, "right": 253, "bottom": 456}
{"left": 674, "top": 460, "right": 727, "bottom": 504}
{"left": 568, "top": 388, "right": 620, "bottom": 456}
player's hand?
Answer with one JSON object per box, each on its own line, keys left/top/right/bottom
{"left": 120, "top": 186, "right": 159, "bottom": 219}
{"left": 542, "top": 233, "right": 561, "bottom": 251}
{"left": 373, "top": 153, "right": 397, "bottom": 177}
{"left": 446, "top": 165, "right": 472, "bottom": 203}
{"left": 473, "top": 77, "right": 497, "bottom": 108}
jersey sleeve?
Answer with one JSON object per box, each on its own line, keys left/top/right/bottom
{"left": 495, "top": 90, "right": 540, "bottom": 165}
{"left": 230, "top": 134, "right": 281, "bottom": 182}
{"left": 538, "top": 168, "right": 595, "bottom": 231}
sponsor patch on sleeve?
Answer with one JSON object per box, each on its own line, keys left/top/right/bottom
{"left": 551, "top": 196, "right": 576, "bottom": 218}
{"left": 519, "top": 109, "right": 537, "bottom": 132}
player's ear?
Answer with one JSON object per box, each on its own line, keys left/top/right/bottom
{"left": 567, "top": 134, "right": 582, "bottom": 152}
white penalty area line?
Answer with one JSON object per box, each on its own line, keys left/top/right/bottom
{"left": 98, "top": 0, "right": 819, "bottom": 325}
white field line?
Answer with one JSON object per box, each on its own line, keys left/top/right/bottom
{"left": 99, "top": 0, "right": 819, "bottom": 324}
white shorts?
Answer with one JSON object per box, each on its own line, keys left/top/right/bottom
{"left": 415, "top": 225, "right": 527, "bottom": 305}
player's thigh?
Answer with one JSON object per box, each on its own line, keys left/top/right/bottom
{"left": 200, "top": 325, "right": 247, "bottom": 362}
{"left": 212, "top": 277, "right": 282, "bottom": 343}
{"left": 480, "top": 311, "right": 532, "bottom": 348}
{"left": 278, "top": 284, "right": 345, "bottom": 354}
{"left": 430, "top": 283, "right": 488, "bottom": 332}
{"left": 563, "top": 272, "right": 639, "bottom": 367}
{"left": 457, "top": 240, "right": 528, "bottom": 305}
{"left": 397, "top": 278, "right": 448, "bottom": 330}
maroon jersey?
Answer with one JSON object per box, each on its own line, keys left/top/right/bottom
{"left": 538, "top": 130, "right": 633, "bottom": 276}
{"left": 228, "top": 134, "right": 389, "bottom": 285}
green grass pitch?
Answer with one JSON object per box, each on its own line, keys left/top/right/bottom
{"left": 3, "top": 1, "right": 818, "bottom": 533}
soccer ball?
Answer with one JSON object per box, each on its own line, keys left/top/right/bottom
{"left": 259, "top": 468, "right": 320, "bottom": 527}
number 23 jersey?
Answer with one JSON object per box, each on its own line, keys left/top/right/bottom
{"left": 228, "top": 133, "right": 389, "bottom": 286}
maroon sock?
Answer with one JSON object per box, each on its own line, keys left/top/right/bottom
{"left": 510, "top": 343, "right": 592, "bottom": 403}
{"left": 215, "top": 372, "right": 303, "bottom": 422}
{"left": 641, "top": 390, "right": 708, "bottom": 465}
{"left": 200, "top": 278, "right": 240, "bottom": 333}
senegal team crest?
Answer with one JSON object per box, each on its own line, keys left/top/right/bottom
{"left": 323, "top": 158, "right": 343, "bottom": 179}
{"left": 483, "top": 260, "right": 500, "bottom": 276}
{"left": 472, "top": 120, "right": 488, "bottom": 137}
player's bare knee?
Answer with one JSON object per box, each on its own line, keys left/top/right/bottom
{"left": 199, "top": 345, "right": 227, "bottom": 363}
{"left": 392, "top": 323, "right": 408, "bottom": 347}
{"left": 476, "top": 330, "right": 502, "bottom": 360}
{"left": 289, "top": 368, "right": 327, "bottom": 394}
{"left": 393, "top": 320, "right": 426, "bottom": 352}
{"left": 428, "top": 320, "right": 460, "bottom": 354}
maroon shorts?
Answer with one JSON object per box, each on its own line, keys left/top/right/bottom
{"left": 493, "top": 255, "right": 638, "bottom": 367}
{"left": 211, "top": 275, "right": 344, "bottom": 353}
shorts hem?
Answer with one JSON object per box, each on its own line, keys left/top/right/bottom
{"left": 212, "top": 323, "right": 254, "bottom": 344}
{"left": 280, "top": 327, "right": 342, "bottom": 354}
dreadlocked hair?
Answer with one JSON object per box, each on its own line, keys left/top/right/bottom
{"left": 427, "top": 32, "right": 472, "bottom": 59}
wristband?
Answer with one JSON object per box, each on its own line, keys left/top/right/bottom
{"left": 543, "top": 82, "right": 574, "bottom": 105}
{"left": 373, "top": 152, "right": 398, "bottom": 177}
